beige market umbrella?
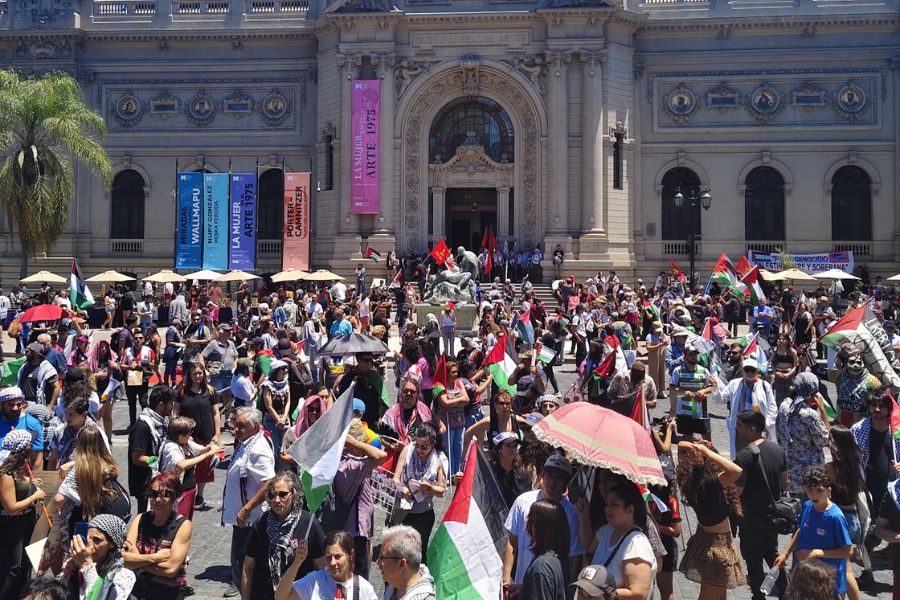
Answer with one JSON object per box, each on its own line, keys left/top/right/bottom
{"left": 21, "top": 271, "right": 67, "bottom": 284}
{"left": 776, "top": 268, "right": 817, "bottom": 282}
{"left": 271, "top": 268, "right": 308, "bottom": 283}
{"left": 143, "top": 270, "right": 187, "bottom": 283}
{"left": 304, "top": 269, "right": 345, "bottom": 282}
{"left": 886, "top": 274, "right": 900, "bottom": 282}
{"left": 85, "top": 270, "right": 135, "bottom": 283}
{"left": 813, "top": 269, "right": 860, "bottom": 281}
{"left": 183, "top": 269, "right": 223, "bottom": 281}
{"left": 758, "top": 269, "right": 782, "bottom": 281}
{"left": 214, "top": 270, "right": 259, "bottom": 283}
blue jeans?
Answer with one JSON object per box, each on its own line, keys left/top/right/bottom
{"left": 211, "top": 371, "right": 233, "bottom": 394}
{"left": 444, "top": 426, "right": 464, "bottom": 476}
{"left": 263, "top": 414, "right": 287, "bottom": 472}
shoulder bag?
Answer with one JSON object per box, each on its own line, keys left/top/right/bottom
{"left": 747, "top": 443, "right": 801, "bottom": 535}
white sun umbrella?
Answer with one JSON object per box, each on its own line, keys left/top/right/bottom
{"left": 21, "top": 270, "right": 67, "bottom": 284}
{"left": 758, "top": 269, "right": 783, "bottom": 281}
{"left": 886, "top": 274, "right": 900, "bottom": 282}
{"left": 271, "top": 268, "right": 309, "bottom": 283}
{"left": 776, "top": 268, "right": 817, "bottom": 282}
{"left": 214, "top": 270, "right": 259, "bottom": 283}
{"left": 85, "top": 270, "right": 136, "bottom": 283}
{"left": 144, "top": 270, "right": 187, "bottom": 283}
{"left": 813, "top": 268, "right": 860, "bottom": 281}
{"left": 304, "top": 269, "right": 345, "bottom": 282}
{"left": 183, "top": 269, "right": 223, "bottom": 281}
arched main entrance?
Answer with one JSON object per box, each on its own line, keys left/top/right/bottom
{"left": 399, "top": 61, "right": 544, "bottom": 255}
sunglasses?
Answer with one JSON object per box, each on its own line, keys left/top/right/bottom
{"left": 414, "top": 443, "right": 433, "bottom": 452}
{"left": 267, "top": 490, "right": 292, "bottom": 500}
{"left": 147, "top": 489, "right": 176, "bottom": 499}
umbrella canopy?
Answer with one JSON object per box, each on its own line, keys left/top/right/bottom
{"left": 304, "top": 269, "right": 345, "bottom": 282}
{"left": 143, "top": 270, "right": 187, "bottom": 283}
{"left": 214, "top": 270, "right": 259, "bottom": 283}
{"left": 271, "top": 268, "right": 308, "bottom": 283}
{"left": 18, "top": 304, "right": 65, "bottom": 323}
{"left": 887, "top": 274, "right": 900, "bottom": 282}
{"left": 21, "top": 271, "right": 67, "bottom": 284}
{"left": 183, "top": 269, "right": 223, "bottom": 281}
{"left": 85, "top": 270, "right": 135, "bottom": 283}
{"left": 532, "top": 403, "right": 666, "bottom": 486}
{"left": 319, "top": 332, "right": 390, "bottom": 356}
{"left": 758, "top": 269, "right": 782, "bottom": 281}
{"left": 776, "top": 268, "right": 817, "bottom": 282}
{"left": 813, "top": 269, "right": 860, "bottom": 281}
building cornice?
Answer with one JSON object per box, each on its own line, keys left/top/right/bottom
{"left": 637, "top": 13, "right": 899, "bottom": 35}
{"left": 0, "top": 29, "right": 315, "bottom": 43}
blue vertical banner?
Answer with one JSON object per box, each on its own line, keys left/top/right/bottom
{"left": 229, "top": 173, "right": 257, "bottom": 270}
{"left": 202, "top": 173, "right": 230, "bottom": 270}
{"left": 175, "top": 172, "right": 203, "bottom": 270}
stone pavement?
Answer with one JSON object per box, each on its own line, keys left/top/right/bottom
{"left": 4, "top": 325, "right": 894, "bottom": 599}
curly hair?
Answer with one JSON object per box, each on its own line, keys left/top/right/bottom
{"left": 784, "top": 559, "right": 835, "bottom": 600}
{"left": 675, "top": 447, "right": 743, "bottom": 519}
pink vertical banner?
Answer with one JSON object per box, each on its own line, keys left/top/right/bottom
{"left": 350, "top": 79, "right": 380, "bottom": 214}
{"left": 283, "top": 172, "right": 310, "bottom": 271}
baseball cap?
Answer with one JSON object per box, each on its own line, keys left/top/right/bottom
{"left": 492, "top": 431, "right": 519, "bottom": 447}
{"left": 543, "top": 454, "right": 572, "bottom": 478}
{"left": 671, "top": 325, "right": 689, "bottom": 337}
{"left": 742, "top": 357, "right": 759, "bottom": 371}
{"left": 684, "top": 343, "right": 700, "bottom": 354}
{"left": 26, "top": 342, "right": 45, "bottom": 355}
{"left": 352, "top": 398, "right": 366, "bottom": 414}
{"left": 571, "top": 565, "right": 616, "bottom": 597}
{"left": 217, "top": 323, "right": 232, "bottom": 332}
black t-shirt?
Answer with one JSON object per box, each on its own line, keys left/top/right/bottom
{"left": 877, "top": 490, "right": 900, "bottom": 575}
{"left": 177, "top": 388, "right": 221, "bottom": 443}
{"left": 695, "top": 476, "right": 730, "bottom": 527}
{"left": 128, "top": 420, "right": 157, "bottom": 496}
{"left": 337, "top": 372, "right": 382, "bottom": 425}
{"left": 734, "top": 440, "right": 786, "bottom": 523}
{"left": 244, "top": 510, "right": 326, "bottom": 600}
{"left": 18, "top": 362, "right": 39, "bottom": 401}
{"left": 868, "top": 427, "right": 894, "bottom": 503}
{"left": 519, "top": 551, "right": 566, "bottom": 600}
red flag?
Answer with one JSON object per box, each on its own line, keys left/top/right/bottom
{"left": 432, "top": 353, "right": 447, "bottom": 394}
{"left": 629, "top": 386, "right": 650, "bottom": 433}
{"left": 670, "top": 261, "right": 686, "bottom": 282}
{"left": 734, "top": 256, "right": 753, "bottom": 277}
{"left": 430, "top": 239, "right": 451, "bottom": 265}
{"left": 701, "top": 317, "right": 714, "bottom": 342}
{"left": 481, "top": 227, "right": 490, "bottom": 250}
{"left": 592, "top": 349, "right": 617, "bottom": 379}
{"left": 742, "top": 332, "right": 758, "bottom": 357}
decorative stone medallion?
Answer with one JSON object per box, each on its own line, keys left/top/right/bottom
{"left": 113, "top": 93, "right": 143, "bottom": 127}
{"left": 663, "top": 85, "right": 699, "bottom": 123}
{"left": 260, "top": 91, "right": 291, "bottom": 126}
{"left": 187, "top": 93, "right": 216, "bottom": 126}
{"left": 747, "top": 84, "right": 783, "bottom": 122}
{"left": 834, "top": 83, "right": 867, "bottom": 120}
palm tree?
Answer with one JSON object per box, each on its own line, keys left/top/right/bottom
{"left": 0, "top": 70, "right": 112, "bottom": 276}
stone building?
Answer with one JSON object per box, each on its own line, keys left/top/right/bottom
{"left": 0, "top": 0, "right": 897, "bottom": 282}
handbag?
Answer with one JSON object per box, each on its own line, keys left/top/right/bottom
{"left": 748, "top": 443, "right": 801, "bottom": 535}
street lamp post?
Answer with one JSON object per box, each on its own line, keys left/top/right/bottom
{"left": 674, "top": 188, "right": 712, "bottom": 290}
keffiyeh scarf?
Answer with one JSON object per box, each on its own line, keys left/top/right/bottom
{"left": 265, "top": 506, "right": 304, "bottom": 590}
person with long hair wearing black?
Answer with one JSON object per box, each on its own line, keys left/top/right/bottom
{"left": 520, "top": 499, "right": 569, "bottom": 600}
{"left": 676, "top": 441, "right": 746, "bottom": 600}
{"left": 489, "top": 432, "right": 531, "bottom": 509}
{"left": 174, "top": 361, "right": 222, "bottom": 509}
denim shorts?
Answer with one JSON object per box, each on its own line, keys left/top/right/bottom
{"left": 210, "top": 371, "right": 234, "bottom": 394}
{"left": 842, "top": 508, "right": 861, "bottom": 544}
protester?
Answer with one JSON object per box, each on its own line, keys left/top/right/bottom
{"left": 776, "top": 371, "right": 831, "bottom": 495}
{"left": 520, "top": 499, "right": 569, "bottom": 600}
{"left": 128, "top": 385, "right": 175, "bottom": 513}
{"left": 669, "top": 343, "right": 714, "bottom": 441}
{"left": 874, "top": 478, "right": 900, "bottom": 597}
{"left": 159, "top": 416, "right": 220, "bottom": 519}
{"left": 122, "top": 330, "right": 155, "bottom": 426}
{"left": 275, "top": 530, "right": 379, "bottom": 600}
{"left": 260, "top": 360, "right": 292, "bottom": 469}
{"left": 850, "top": 390, "right": 900, "bottom": 518}
{"left": 433, "top": 358, "right": 468, "bottom": 477}
{"left": 489, "top": 432, "right": 531, "bottom": 509}
{"left": 174, "top": 362, "right": 221, "bottom": 509}
{"left": 721, "top": 357, "right": 777, "bottom": 456}
{"left": 63, "top": 514, "right": 135, "bottom": 600}
{"left": 378, "top": 526, "right": 436, "bottom": 600}
{"left": 48, "top": 388, "right": 107, "bottom": 469}
{"left": 123, "top": 472, "right": 192, "bottom": 600}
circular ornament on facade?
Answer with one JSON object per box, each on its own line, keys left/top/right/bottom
{"left": 663, "top": 85, "right": 699, "bottom": 123}
{"left": 835, "top": 83, "right": 866, "bottom": 120}
{"left": 114, "top": 93, "right": 143, "bottom": 127}
{"left": 747, "top": 85, "right": 782, "bottom": 121}
{"left": 187, "top": 93, "right": 216, "bottom": 126}
{"left": 260, "top": 91, "right": 291, "bottom": 126}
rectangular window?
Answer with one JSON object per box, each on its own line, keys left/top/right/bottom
{"left": 612, "top": 133, "right": 624, "bottom": 190}
{"left": 324, "top": 134, "right": 334, "bottom": 190}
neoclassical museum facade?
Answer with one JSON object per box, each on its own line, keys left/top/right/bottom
{"left": 0, "top": 0, "right": 897, "bottom": 281}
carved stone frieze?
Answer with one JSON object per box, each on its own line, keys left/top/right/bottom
{"left": 394, "top": 57, "right": 432, "bottom": 98}
{"left": 505, "top": 55, "right": 547, "bottom": 96}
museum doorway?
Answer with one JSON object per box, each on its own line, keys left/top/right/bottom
{"left": 446, "top": 188, "right": 497, "bottom": 251}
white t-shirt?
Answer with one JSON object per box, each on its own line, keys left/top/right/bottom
{"left": 291, "top": 570, "right": 378, "bottom": 600}
{"left": 0, "top": 295, "right": 10, "bottom": 318}
{"left": 359, "top": 297, "right": 370, "bottom": 318}
{"left": 222, "top": 431, "right": 275, "bottom": 525}
{"left": 504, "top": 490, "right": 584, "bottom": 585}
{"left": 590, "top": 525, "right": 657, "bottom": 600}
{"left": 330, "top": 282, "right": 347, "bottom": 302}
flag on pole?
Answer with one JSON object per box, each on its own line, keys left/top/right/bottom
{"left": 819, "top": 305, "right": 900, "bottom": 389}
{"left": 740, "top": 266, "right": 766, "bottom": 306}
{"left": 388, "top": 269, "right": 402, "bottom": 289}
{"left": 536, "top": 344, "right": 556, "bottom": 365}
{"left": 431, "top": 353, "right": 447, "bottom": 396}
{"left": 636, "top": 482, "right": 669, "bottom": 514}
{"left": 430, "top": 239, "right": 452, "bottom": 265}
{"left": 69, "top": 259, "right": 94, "bottom": 310}
{"left": 428, "top": 441, "right": 508, "bottom": 600}
{"left": 741, "top": 331, "right": 758, "bottom": 358}
{"left": 711, "top": 253, "right": 744, "bottom": 295}
{"left": 629, "top": 386, "right": 650, "bottom": 434}
{"left": 511, "top": 310, "right": 535, "bottom": 346}
{"left": 889, "top": 391, "right": 900, "bottom": 440}
{"left": 670, "top": 261, "right": 686, "bottom": 282}
{"left": 288, "top": 383, "right": 356, "bottom": 512}
{"left": 364, "top": 247, "right": 382, "bottom": 262}
{"left": 483, "top": 335, "right": 518, "bottom": 395}
{"left": 734, "top": 255, "right": 753, "bottom": 277}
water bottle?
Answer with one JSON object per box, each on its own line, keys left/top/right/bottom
{"left": 760, "top": 566, "right": 780, "bottom": 596}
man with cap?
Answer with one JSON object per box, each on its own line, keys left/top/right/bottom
{"left": 503, "top": 454, "right": 584, "bottom": 595}
{"left": 607, "top": 362, "right": 657, "bottom": 417}
{"left": 0, "top": 386, "right": 44, "bottom": 468}
{"left": 17, "top": 341, "right": 58, "bottom": 407}
{"left": 812, "top": 295, "right": 837, "bottom": 358}
{"left": 200, "top": 323, "right": 239, "bottom": 398}
{"left": 570, "top": 565, "right": 617, "bottom": 600}
{"left": 663, "top": 325, "right": 689, "bottom": 377}
{"left": 721, "top": 356, "right": 777, "bottom": 458}
{"left": 669, "top": 343, "right": 715, "bottom": 441}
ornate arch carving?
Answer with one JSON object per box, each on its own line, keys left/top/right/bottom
{"left": 737, "top": 155, "right": 794, "bottom": 197}
{"left": 823, "top": 156, "right": 881, "bottom": 197}
{"left": 653, "top": 156, "right": 710, "bottom": 195}
{"left": 400, "top": 63, "right": 543, "bottom": 254}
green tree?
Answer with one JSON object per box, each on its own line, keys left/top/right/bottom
{"left": 0, "top": 70, "right": 111, "bottom": 276}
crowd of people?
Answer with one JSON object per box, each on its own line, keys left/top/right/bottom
{"left": 0, "top": 256, "right": 898, "bottom": 600}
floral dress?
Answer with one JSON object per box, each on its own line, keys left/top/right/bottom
{"left": 776, "top": 397, "right": 829, "bottom": 494}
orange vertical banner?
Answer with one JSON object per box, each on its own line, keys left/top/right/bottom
{"left": 283, "top": 172, "right": 310, "bottom": 271}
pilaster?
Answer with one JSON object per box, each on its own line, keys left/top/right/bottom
{"left": 546, "top": 49, "right": 572, "bottom": 234}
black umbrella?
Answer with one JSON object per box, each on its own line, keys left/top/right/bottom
{"left": 318, "top": 333, "right": 390, "bottom": 356}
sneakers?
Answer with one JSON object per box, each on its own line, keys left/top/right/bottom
{"left": 223, "top": 584, "right": 240, "bottom": 597}
{"left": 856, "top": 569, "right": 874, "bottom": 589}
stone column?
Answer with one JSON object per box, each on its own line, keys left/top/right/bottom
{"left": 374, "top": 53, "right": 396, "bottom": 238}
{"left": 337, "top": 53, "right": 362, "bottom": 235}
{"left": 432, "top": 187, "right": 446, "bottom": 241}
{"left": 581, "top": 48, "right": 605, "bottom": 235}
{"left": 891, "top": 58, "right": 900, "bottom": 261}
{"left": 497, "top": 186, "right": 511, "bottom": 239}
{"left": 546, "top": 50, "right": 571, "bottom": 234}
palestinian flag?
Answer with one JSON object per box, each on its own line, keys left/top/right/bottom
{"left": 710, "top": 253, "right": 744, "bottom": 295}
{"left": 388, "top": 269, "right": 402, "bottom": 289}
{"left": 511, "top": 310, "right": 535, "bottom": 346}
{"left": 288, "top": 383, "right": 356, "bottom": 512}
{"left": 740, "top": 266, "right": 766, "bottom": 306}
{"left": 428, "top": 441, "right": 508, "bottom": 600}
{"left": 643, "top": 301, "right": 660, "bottom": 321}
{"left": 636, "top": 482, "right": 669, "bottom": 513}
{"left": 741, "top": 331, "right": 758, "bottom": 358}
{"left": 629, "top": 387, "right": 650, "bottom": 434}
{"left": 483, "top": 335, "right": 518, "bottom": 395}
{"left": 734, "top": 255, "right": 753, "bottom": 277}
{"left": 430, "top": 239, "right": 452, "bottom": 265}
{"left": 889, "top": 391, "right": 900, "bottom": 440}
{"left": 678, "top": 396, "right": 708, "bottom": 420}
{"left": 365, "top": 247, "right": 382, "bottom": 262}
{"left": 69, "top": 258, "right": 94, "bottom": 310}
{"left": 536, "top": 344, "right": 556, "bottom": 365}
{"left": 0, "top": 355, "right": 25, "bottom": 386}
{"left": 821, "top": 306, "right": 900, "bottom": 389}
{"left": 432, "top": 353, "right": 447, "bottom": 396}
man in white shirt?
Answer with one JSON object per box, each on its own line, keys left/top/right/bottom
{"left": 330, "top": 281, "right": 348, "bottom": 303}
{"left": 720, "top": 357, "right": 777, "bottom": 457}
{"left": 0, "top": 290, "right": 10, "bottom": 334}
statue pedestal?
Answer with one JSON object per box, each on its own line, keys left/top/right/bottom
{"left": 415, "top": 303, "right": 479, "bottom": 333}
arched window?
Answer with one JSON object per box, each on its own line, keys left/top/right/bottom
{"left": 661, "top": 167, "right": 701, "bottom": 240}
{"left": 258, "top": 169, "right": 284, "bottom": 240}
{"left": 110, "top": 169, "right": 145, "bottom": 239}
{"left": 745, "top": 167, "right": 785, "bottom": 241}
{"left": 832, "top": 166, "right": 871, "bottom": 241}
{"left": 429, "top": 97, "right": 514, "bottom": 164}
